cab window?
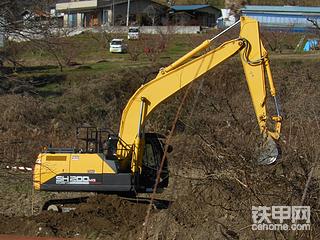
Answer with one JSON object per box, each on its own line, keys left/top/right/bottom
{"left": 143, "top": 143, "right": 156, "bottom": 168}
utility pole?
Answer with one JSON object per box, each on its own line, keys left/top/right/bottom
{"left": 112, "top": 0, "right": 114, "bottom": 26}
{"left": 126, "top": 0, "right": 130, "bottom": 26}
{"left": 0, "top": 17, "right": 4, "bottom": 48}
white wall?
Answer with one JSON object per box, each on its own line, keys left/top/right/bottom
{"left": 99, "top": 26, "right": 201, "bottom": 34}
{"left": 56, "top": 0, "right": 97, "bottom": 11}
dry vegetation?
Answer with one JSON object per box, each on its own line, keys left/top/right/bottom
{"left": 151, "top": 59, "right": 320, "bottom": 239}
{"left": 0, "top": 50, "right": 320, "bottom": 239}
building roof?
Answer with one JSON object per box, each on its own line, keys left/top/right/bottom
{"left": 241, "top": 5, "right": 320, "bottom": 14}
{"left": 21, "top": 9, "right": 51, "bottom": 18}
{"left": 56, "top": 0, "right": 167, "bottom": 12}
{"left": 98, "top": 0, "right": 166, "bottom": 8}
{"left": 171, "top": 4, "right": 211, "bottom": 11}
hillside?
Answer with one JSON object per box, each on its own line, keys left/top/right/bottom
{"left": 0, "top": 27, "right": 320, "bottom": 239}
{"left": 1, "top": 56, "right": 320, "bottom": 239}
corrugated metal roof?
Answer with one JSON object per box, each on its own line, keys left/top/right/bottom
{"left": 98, "top": 0, "right": 167, "bottom": 8}
{"left": 241, "top": 5, "right": 320, "bottom": 13}
{"left": 171, "top": 4, "right": 210, "bottom": 11}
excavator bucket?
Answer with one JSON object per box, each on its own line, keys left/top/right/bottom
{"left": 257, "top": 137, "right": 280, "bottom": 165}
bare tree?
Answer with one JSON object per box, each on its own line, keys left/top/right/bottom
{"left": 127, "top": 39, "right": 144, "bottom": 61}
{"left": 143, "top": 33, "right": 170, "bottom": 62}
{"left": 0, "top": 1, "right": 81, "bottom": 72}
{"left": 143, "top": 5, "right": 159, "bottom": 26}
{"left": 0, "top": 2, "right": 55, "bottom": 38}
{"left": 0, "top": 1, "right": 56, "bottom": 39}
{"left": 307, "top": 17, "right": 320, "bottom": 31}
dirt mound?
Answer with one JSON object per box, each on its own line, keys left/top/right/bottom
{"left": 0, "top": 235, "right": 71, "bottom": 240}
{"left": 0, "top": 195, "right": 150, "bottom": 239}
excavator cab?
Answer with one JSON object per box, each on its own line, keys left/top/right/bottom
{"left": 139, "top": 133, "right": 169, "bottom": 192}
{"left": 107, "top": 132, "right": 170, "bottom": 192}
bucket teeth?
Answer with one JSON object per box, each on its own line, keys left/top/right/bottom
{"left": 257, "top": 137, "right": 280, "bottom": 165}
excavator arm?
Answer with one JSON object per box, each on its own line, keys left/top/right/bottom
{"left": 117, "top": 17, "right": 282, "bottom": 173}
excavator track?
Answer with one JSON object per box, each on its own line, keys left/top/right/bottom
{"left": 42, "top": 197, "right": 89, "bottom": 212}
{"left": 42, "top": 196, "right": 171, "bottom": 212}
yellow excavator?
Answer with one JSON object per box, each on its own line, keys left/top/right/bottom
{"left": 33, "top": 17, "right": 282, "bottom": 196}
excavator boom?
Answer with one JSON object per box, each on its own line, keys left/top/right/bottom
{"left": 118, "top": 16, "right": 282, "bottom": 171}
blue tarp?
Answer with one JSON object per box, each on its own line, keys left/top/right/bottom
{"left": 304, "top": 39, "right": 319, "bottom": 51}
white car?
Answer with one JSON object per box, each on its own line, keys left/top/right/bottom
{"left": 109, "top": 39, "right": 127, "bottom": 53}
{"left": 128, "top": 27, "right": 140, "bottom": 40}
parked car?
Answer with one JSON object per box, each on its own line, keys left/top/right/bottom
{"left": 128, "top": 27, "right": 140, "bottom": 40}
{"left": 109, "top": 39, "right": 127, "bottom": 53}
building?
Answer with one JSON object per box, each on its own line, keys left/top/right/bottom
{"left": 169, "top": 5, "right": 221, "bottom": 27}
{"left": 216, "top": 8, "right": 237, "bottom": 29}
{"left": 56, "top": 0, "right": 168, "bottom": 27}
{"left": 240, "top": 5, "right": 320, "bottom": 31}
{"left": 21, "top": 8, "right": 64, "bottom": 27}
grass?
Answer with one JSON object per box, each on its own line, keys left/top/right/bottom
{"left": 3, "top": 30, "right": 320, "bottom": 101}
{"left": 37, "top": 82, "right": 64, "bottom": 97}
{"left": 167, "top": 41, "right": 191, "bottom": 56}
